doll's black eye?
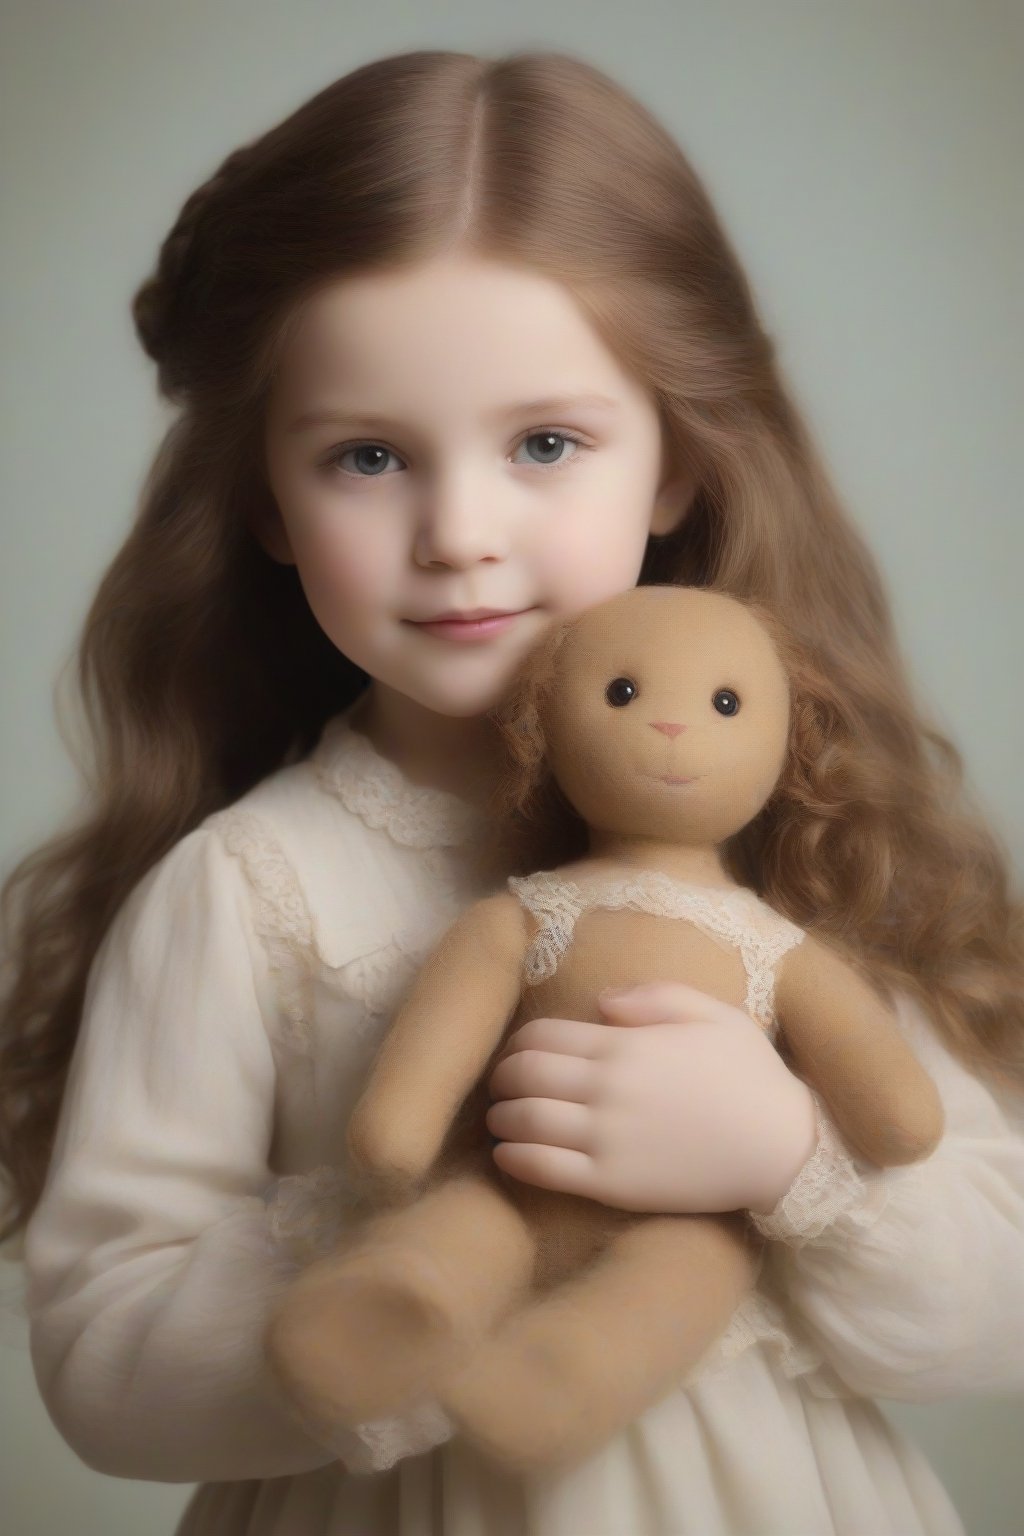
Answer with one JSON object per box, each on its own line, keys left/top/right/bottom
{"left": 605, "top": 677, "right": 638, "bottom": 707}
{"left": 712, "top": 689, "right": 740, "bottom": 716}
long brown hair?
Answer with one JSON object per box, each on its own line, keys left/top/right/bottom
{"left": 2, "top": 49, "right": 1021, "bottom": 1245}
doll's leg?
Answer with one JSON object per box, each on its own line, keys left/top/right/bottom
{"left": 265, "top": 1171, "right": 536, "bottom": 1426}
{"left": 438, "top": 1212, "right": 759, "bottom": 1472}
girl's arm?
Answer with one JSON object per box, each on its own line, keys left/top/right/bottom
{"left": 21, "top": 824, "right": 447, "bottom": 1482}
{"left": 750, "top": 989, "right": 1024, "bottom": 1401}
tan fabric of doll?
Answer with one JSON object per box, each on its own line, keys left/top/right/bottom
{"left": 265, "top": 586, "right": 945, "bottom": 1474}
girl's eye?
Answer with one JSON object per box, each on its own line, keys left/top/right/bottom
{"left": 321, "top": 429, "right": 588, "bottom": 479}
{"left": 712, "top": 688, "right": 740, "bottom": 716}
{"left": 510, "top": 430, "right": 586, "bottom": 470}
{"left": 605, "top": 677, "right": 639, "bottom": 707}
{"left": 324, "top": 443, "right": 402, "bottom": 477}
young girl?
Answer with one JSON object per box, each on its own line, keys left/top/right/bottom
{"left": 3, "top": 47, "right": 1022, "bottom": 1536}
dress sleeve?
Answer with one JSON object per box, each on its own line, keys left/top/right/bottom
{"left": 21, "top": 822, "right": 448, "bottom": 1483}
{"left": 748, "top": 991, "right": 1024, "bottom": 1401}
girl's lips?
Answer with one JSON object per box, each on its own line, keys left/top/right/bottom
{"left": 410, "top": 608, "right": 533, "bottom": 641}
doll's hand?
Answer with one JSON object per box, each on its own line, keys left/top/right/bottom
{"left": 345, "top": 1107, "right": 431, "bottom": 1209}
{"left": 485, "top": 982, "right": 819, "bottom": 1215}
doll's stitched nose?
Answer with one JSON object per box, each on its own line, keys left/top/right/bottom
{"left": 651, "top": 721, "right": 686, "bottom": 737}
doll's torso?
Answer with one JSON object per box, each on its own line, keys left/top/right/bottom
{"left": 507, "top": 862, "right": 806, "bottom": 1039}
{"left": 440, "top": 862, "right": 807, "bottom": 1287}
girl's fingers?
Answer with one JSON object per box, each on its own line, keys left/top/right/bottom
{"left": 487, "top": 1048, "right": 598, "bottom": 1105}
{"left": 498, "top": 1015, "right": 618, "bottom": 1061}
{"left": 491, "top": 1139, "right": 597, "bottom": 1199}
{"left": 485, "top": 1096, "right": 594, "bottom": 1153}
{"left": 495, "top": 987, "right": 750, "bottom": 1068}
{"left": 596, "top": 981, "right": 745, "bottom": 1027}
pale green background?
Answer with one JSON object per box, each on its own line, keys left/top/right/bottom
{"left": 1, "top": 1, "right": 1022, "bottom": 1533}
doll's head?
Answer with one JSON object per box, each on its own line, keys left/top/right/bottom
{"left": 494, "top": 583, "right": 798, "bottom": 854}
{"left": 494, "top": 585, "right": 793, "bottom": 850}
{"left": 488, "top": 582, "right": 858, "bottom": 883}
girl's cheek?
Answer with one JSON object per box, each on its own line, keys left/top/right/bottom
{"left": 304, "top": 512, "right": 390, "bottom": 586}
{"left": 542, "top": 502, "right": 647, "bottom": 601}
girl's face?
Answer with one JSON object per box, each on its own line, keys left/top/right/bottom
{"left": 262, "top": 252, "right": 691, "bottom": 721}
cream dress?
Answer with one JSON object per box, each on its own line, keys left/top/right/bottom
{"left": 21, "top": 697, "right": 1024, "bottom": 1535}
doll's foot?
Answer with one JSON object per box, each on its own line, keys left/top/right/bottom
{"left": 267, "top": 1245, "right": 471, "bottom": 1426}
{"left": 437, "top": 1302, "right": 616, "bottom": 1473}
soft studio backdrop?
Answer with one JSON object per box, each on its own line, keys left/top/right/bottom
{"left": 1, "top": 2, "right": 1021, "bottom": 1532}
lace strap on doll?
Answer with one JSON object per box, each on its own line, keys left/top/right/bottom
{"left": 507, "top": 868, "right": 807, "bottom": 1032}
{"left": 737, "top": 906, "right": 807, "bottom": 1033}
{"left": 210, "top": 806, "right": 319, "bottom": 1054}
{"left": 591, "top": 874, "right": 802, "bottom": 1031}
{"left": 506, "top": 871, "right": 589, "bottom": 983}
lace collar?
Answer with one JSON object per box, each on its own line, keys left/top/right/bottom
{"left": 310, "top": 704, "right": 492, "bottom": 851}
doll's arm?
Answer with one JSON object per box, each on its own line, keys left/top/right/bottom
{"left": 774, "top": 934, "right": 944, "bottom": 1166}
{"left": 345, "top": 892, "right": 533, "bottom": 1194}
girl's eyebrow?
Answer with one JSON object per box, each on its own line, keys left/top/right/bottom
{"left": 286, "top": 393, "right": 621, "bottom": 435}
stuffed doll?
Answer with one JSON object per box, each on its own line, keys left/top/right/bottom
{"left": 265, "top": 584, "right": 945, "bottom": 1473}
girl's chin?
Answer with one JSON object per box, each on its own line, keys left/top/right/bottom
{"left": 418, "top": 696, "right": 512, "bottom": 722}
{"left": 402, "top": 668, "right": 537, "bottom": 714}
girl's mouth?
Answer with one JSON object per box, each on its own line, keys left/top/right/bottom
{"left": 409, "top": 609, "right": 533, "bottom": 641}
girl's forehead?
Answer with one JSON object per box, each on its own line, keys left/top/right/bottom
{"left": 275, "top": 253, "right": 632, "bottom": 399}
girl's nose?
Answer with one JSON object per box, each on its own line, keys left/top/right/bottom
{"left": 414, "top": 477, "right": 508, "bottom": 569}
{"left": 651, "top": 721, "right": 686, "bottom": 737}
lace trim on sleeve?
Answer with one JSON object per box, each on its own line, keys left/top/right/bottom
{"left": 262, "top": 1165, "right": 357, "bottom": 1269}
{"left": 261, "top": 1166, "right": 456, "bottom": 1472}
{"left": 747, "top": 1091, "right": 882, "bottom": 1249}
{"left": 309, "top": 1399, "right": 457, "bottom": 1474}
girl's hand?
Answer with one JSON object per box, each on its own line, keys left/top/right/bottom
{"left": 485, "top": 982, "right": 819, "bottom": 1215}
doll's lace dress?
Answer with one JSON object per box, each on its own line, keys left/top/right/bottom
{"left": 507, "top": 866, "right": 807, "bottom": 1036}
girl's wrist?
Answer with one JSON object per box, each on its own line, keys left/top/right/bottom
{"left": 747, "top": 1080, "right": 820, "bottom": 1215}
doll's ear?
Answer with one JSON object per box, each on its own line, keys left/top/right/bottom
{"left": 487, "top": 616, "right": 576, "bottom": 818}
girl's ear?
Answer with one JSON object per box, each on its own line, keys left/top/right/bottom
{"left": 649, "top": 466, "right": 699, "bottom": 537}
{"left": 247, "top": 495, "right": 296, "bottom": 566}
